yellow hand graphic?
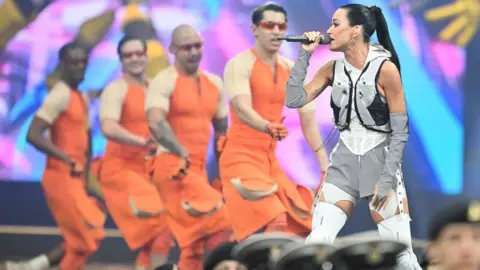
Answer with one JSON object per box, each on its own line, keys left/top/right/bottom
{"left": 424, "top": 0, "right": 480, "bottom": 46}
{"left": 389, "top": 0, "right": 429, "bottom": 14}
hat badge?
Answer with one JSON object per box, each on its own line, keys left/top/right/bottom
{"left": 366, "top": 246, "right": 383, "bottom": 265}
{"left": 467, "top": 201, "right": 480, "bottom": 222}
{"left": 314, "top": 247, "right": 327, "bottom": 263}
{"left": 270, "top": 246, "right": 281, "bottom": 260}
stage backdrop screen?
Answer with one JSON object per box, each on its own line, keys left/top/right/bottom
{"left": 0, "top": 0, "right": 465, "bottom": 195}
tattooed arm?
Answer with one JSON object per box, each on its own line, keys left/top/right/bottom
{"left": 147, "top": 112, "right": 189, "bottom": 157}
{"left": 285, "top": 49, "right": 335, "bottom": 108}
{"left": 145, "top": 68, "right": 189, "bottom": 157}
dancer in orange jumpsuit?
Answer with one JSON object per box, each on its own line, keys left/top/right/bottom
{"left": 25, "top": 43, "right": 105, "bottom": 270}
{"left": 98, "top": 36, "right": 174, "bottom": 270}
{"left": 146, "top": 24, "right": 232, "bottom": 270}
{"left": 219, "top": 2, "right": 327, "bottom": 240}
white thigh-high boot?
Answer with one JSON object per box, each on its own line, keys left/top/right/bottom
{"left": 377, "top": 215, "right": 422, "bottom": 270}
{"left": 306, "top": 183, "right": 355, "bottom": 244}
{"left": 372, "top": 181, "right": 422, "bottom": 270}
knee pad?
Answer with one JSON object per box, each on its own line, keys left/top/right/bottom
{"left": 319, "top": 182, "right": 356, "bottom": 206}
{"left": 305, "top": 202, "right": 347, "bottom": 244}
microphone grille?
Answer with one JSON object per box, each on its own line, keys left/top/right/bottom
{"left": 321, "top": 35, "right": 332, "bottom": 44}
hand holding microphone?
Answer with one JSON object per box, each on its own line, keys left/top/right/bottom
{"left": 274, "top": 31, "right": 331, "bottom": 52}
{"left": 302, "top": 31, "right": 327, "bottom": 52}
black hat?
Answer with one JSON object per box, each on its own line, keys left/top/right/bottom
{"left": 232, "top": 232, "right": 304, "bottom": 269}
{"left": 272, "top": 242, "right": 337, "bottom": 270}
{"left": 153, "top": 264, "right": 178, "bottom": 270}
{"left": 327, "top": 240, "right": 407, "bottom": 270}
{"left": 428, "top": 200, "right": 480, "bottom": 240}
{"left": 204, "top": 241, "right": 238, "bottom": 270}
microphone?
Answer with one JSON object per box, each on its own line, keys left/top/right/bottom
{"left": 273, "top": 35, "right": 331, "bottom": 44}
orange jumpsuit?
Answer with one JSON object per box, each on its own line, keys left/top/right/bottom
{"left": 98, "top": 78, "right": 173, "bottom": 267}
{"left": 146, "top": 66, "right": 232, "bottom": 270}
{"left": 220, "top": 49, "right": 315, "bottom": 240}
{"left": 35, "top": 81, "right": 106, "bottom": 269}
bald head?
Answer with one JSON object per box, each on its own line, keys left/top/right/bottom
{"left": 171, "top": 24, "right": 199, "bottom": 45}
{"left": 169, "top": 24, "right": 203, "bottom": 75}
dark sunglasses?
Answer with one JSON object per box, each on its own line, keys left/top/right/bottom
{"left": 176, "top": 42, "right": 203, "bottom": 52}
{"left": 121, "top": 50, "right": 147, "bottom": 59}
{"left": 259, "top": 21, "right": 288, "bottom": 31}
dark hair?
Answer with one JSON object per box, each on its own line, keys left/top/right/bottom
{"left": 58, "top": 42, "right": 80, "bottom": 61}
{"left": 117, "top": 35, "right": 147, "bottom": 57}
{"left": 251, "top": 2, "right": 287, "bottom": 25}
{"left": 340, "top": 4, "right": 401, "bottom": 74}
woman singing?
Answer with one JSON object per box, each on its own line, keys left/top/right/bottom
{"left": 284, "top": 4, "right": 421, "bottom": 270}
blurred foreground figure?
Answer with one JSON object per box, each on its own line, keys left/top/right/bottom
{"left": 232, "top": 232, "right": 303, "bottom": 270}
{"left": 271, "top": 242, "right": 336, "bottom": 270}
{"left": 204, "top": 241, "right": 247, "bottom": 270}
{"left": 328, "top": 240, "right": 408, "bottom": 270}
{"left": 422, "top": 200, "right": 480, "bottom": 270}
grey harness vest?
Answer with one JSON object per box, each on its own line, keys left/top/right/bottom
{"left": 330, "top": 56, "right": 392, "bottom": 133}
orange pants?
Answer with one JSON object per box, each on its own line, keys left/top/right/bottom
{"left": 152, "top": 153, "right": 232, "bottom": 269}
{"left": 219, "top": 138, "right": 312, "bottom": 240}
{"left": 41, "top": 167, "right": 106, "bottom": 270}
{"left": 136, "top": 228, "right": 174, "bottom": 267}
{"left": 178, "top": 228, "right": 233, "bottom": 270}
{"left": 98, "top": 157, "right": 173, "bottom": 260}
{"left": 275, "top": 169, "right": 314, "bottom": 237}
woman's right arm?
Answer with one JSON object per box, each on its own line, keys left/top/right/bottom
{"left": 285, "top": 51, "right": 335, "bottom": 108}
{"left": 285, "top": 31, "right": 335, "bottom": 108}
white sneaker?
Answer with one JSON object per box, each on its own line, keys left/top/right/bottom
{"left": 5, "top": 261, "right": 35, "bottom": 270}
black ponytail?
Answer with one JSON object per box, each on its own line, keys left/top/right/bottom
{"left": 370, "top": 6, "right": 401, "bottom": 75}
{"left": 341, "top": 4, "right": 401, "bottom": 75}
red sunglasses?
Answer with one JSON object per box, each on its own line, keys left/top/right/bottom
{"left": 259, "top": 21, "right": 288, "bottom": 31}
{"left": 176, "top": 42, "right": 203, "bottom": 52}
{"left": 121, "top": 50, "right": 146, "bottom": 59}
